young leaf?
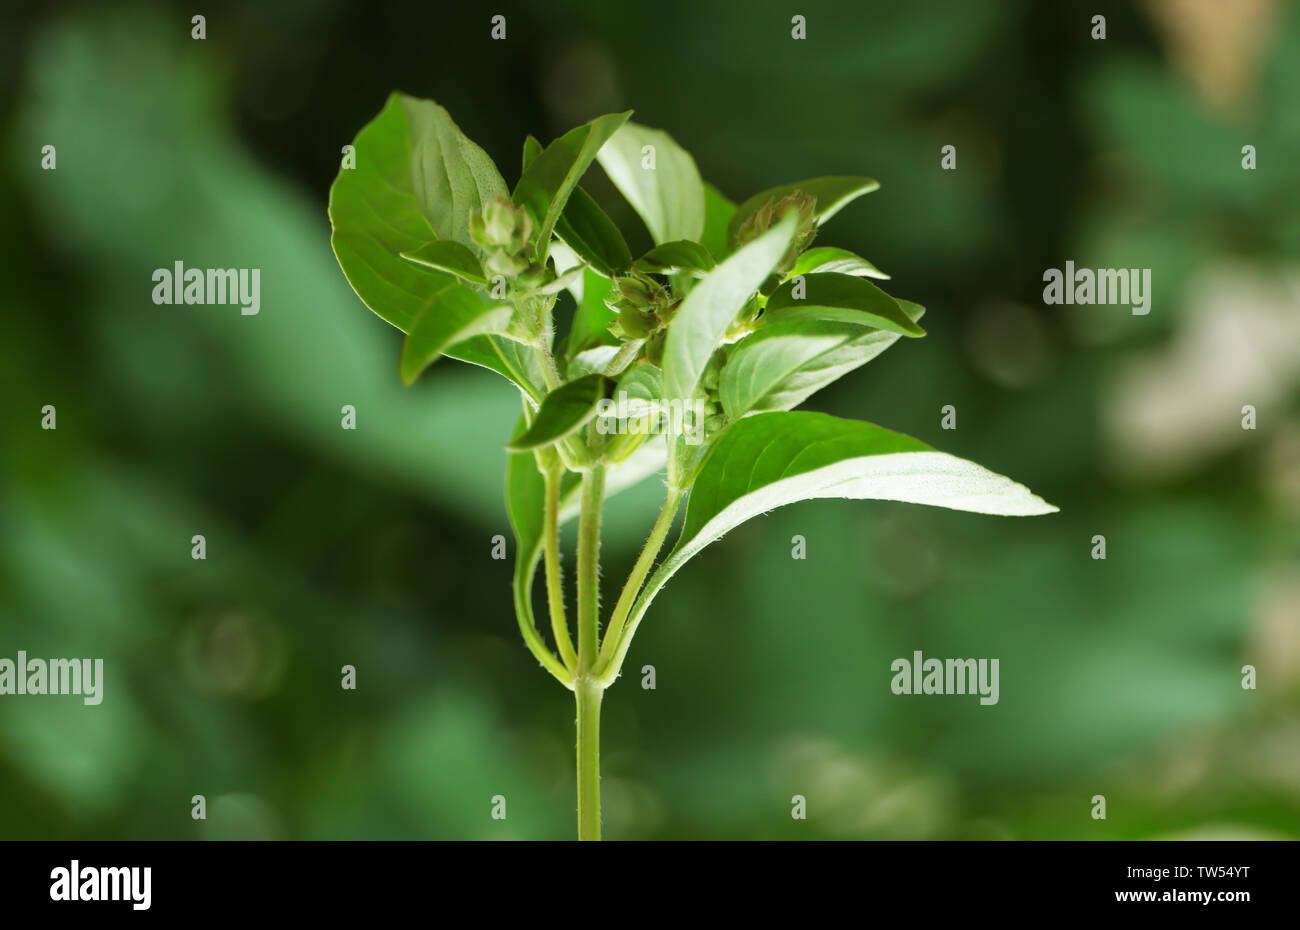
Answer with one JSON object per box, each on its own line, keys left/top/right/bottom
{"left": 721, "top": 300, "right": 926, "bottom": 417}
{"left": 662, "top": 213, "right": 798, "bottom": 407}
{"left": 400, "top": 285, "right": 514, "bottom": 385}
{"left": 522, "top": 134, "right": 543, "bottom": 172}
{"left": 567, "top": 267, "right": 618, "bottom": 356}
{"left": 634, "top": 240, "right": 716, "bottom": 276}
{"left": 790, "top": 246, "right": 889, "bottom": 280}
{"left": 506, "top": 374, "right": 607, "bottom": 451}
{"left": 401, "top": 239, "right": 487, "bottom": 285}
{"left": 554, "top": 188, "right": 634, "bottom": 277}
{"left": 513, "top": 111, "right": 632, "bottom": 261}
{"left": 596, "top": 121, "right": 705, "bottom": 245}
{"left": 329, "top": 94, "right": 535, "bottom": 394}
{"left": 726, "top": 176, "right": 879, "bottom": 250}
{"left": 701, "top": 183, "right": 736, "bottom": 258}
{"left": 766, "top": 272, "right": 925, "bottom": 337}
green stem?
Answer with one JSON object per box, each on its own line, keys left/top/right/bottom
{"left": 593, "top": 488, "right": 682, "bottom": 680}
{"left": 543, "top": 465, "right": 578, "bottom": 671}
{"left": 575, "top": 676, "right": 603, "bottom": 840}
{"left": 574, "top": 465, "right": 606, "bottom": 840}
{"left": 576, "top": 466, "right": 606, "bottom": 668}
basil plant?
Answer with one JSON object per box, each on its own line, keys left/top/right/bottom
{"left": 329, "top": 94, "right": 1056, "bottom": 840}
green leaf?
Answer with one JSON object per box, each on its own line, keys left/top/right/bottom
{"left": 506, "top": 374, "right": 607, "bottom": 451}
{"left": 522, "top": 134, "right": 543, "bottom": 172}
{"left": 596, "top": 121, "right": 705, "bottom": 245}
{"left": 400, "top": 285, "right": 514, "bottom": 385}
{"left": 790, "top": 246, "right": 889, "bottom": 280}
{"left": 401, "top": 239, "right": 487, "bottom": 284}
{"left": 766, "top": 272, "right": 925, "bottom": 337}
{"left": 720, "top": 301, "right": 925, "bottom": 418}
{"left": 634, "top": 240, "right": 716, "bottom": 276}
{"left": 662, "top": 213, "right": 798, "bottom": 406}
{"left": 567, "top": 267, "right": 618, "bottom": 356}
{"left": 625, "top": 411, "right": 1056, "bottom": 632}
{"left": 329, "top": 94, "right": 536, "bottom": 394}
{"left": 513, "top": 111, "right": 632, "bottom": 261}
{"left": 679, "top": 409, "right": 1056, "bottom": 554}
{"left": 554, "top": 188, "right": 634, "bottom": 277}
{"left": 726, "top": 176, "right": 879, "bottom": 250}
{"left": 568, "top": 345, "right": 622, "bottom": 379}
{"left": 613, "top": 363, "right": 664, "bottom": 420}
{"left": 701, "top": 183, "right": 736, "bottom": 258}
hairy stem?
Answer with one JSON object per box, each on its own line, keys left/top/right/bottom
{"left": 543, "top": 466, "right": 578, "bottom": 671}
{"left": 574, "top": 465, "right": 607, "bottom": 839}
{"left": 594, "top": 488, "right": 683, "bottom": 681}
{"left": 576, "top": 465, "right": 606, "bottom": 668}
{"left": 574, "top": 676, "right": 603, "bottom": 840}
{"left": 512, "top": 554, "right": 572, "bottom": 687}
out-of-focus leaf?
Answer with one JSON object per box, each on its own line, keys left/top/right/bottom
{"left": 568, "top": 267, "right": 618, "bottom": 356}
{"left": 701, "top": 183, "right": 736, "bottom": 257}
{"left": 596, "top": 121, "right": 705, "bottom": 245}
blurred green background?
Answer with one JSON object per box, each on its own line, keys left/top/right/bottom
{"left": 2, "top": 0, "right": 1298, "bottom": 840}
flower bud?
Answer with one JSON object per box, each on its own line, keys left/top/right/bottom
{"left": 471, "top": 195, "right": 535, "bottom": 256}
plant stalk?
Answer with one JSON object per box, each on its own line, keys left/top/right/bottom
{"left": 542, "top": 465, "right": 578, "bottom": 671}
{"left": 575, "top": 464, "right": 607, "bottom": 839}
{"left": 594, "top": 488, "right": 682, "bottom": 680}
{"left": 574, "top": 676, "right": 603, "bottom": 840}
{"left": 576, "top": 465, "right": 606, "bottom": 667}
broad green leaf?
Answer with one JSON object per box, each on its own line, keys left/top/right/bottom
{"left": 506, "top": 374, "right": 607, "bottom": 451}
{"left": 401, "top": 239, "right": 487, "bottom": 285}
{"left": 554, "top": 187, "right": 633, "bottom": 277}
{"left": 767, "top": 272, "right": 925, "bottom": 337}
{"left": 329, "top": 94, "right": 534, "bottom": 394}
{"left": 622, "top": 411, "right": 1057, "bottom": 641}
{"left": 634, "top": 240, "right": 716, "bottom": 276}
{"left": 662, "top": 213, "right": 798, "bottom": 406}
{"left": 721, "top": 301, "right": 925, "bottom": 418}
{"left": 791, "top": 246, "right": 889, "bottom": 280}
{"left": 679, "top": 410, "right": 1056, "bottom": 557}
{"left": 726, "top": 176, "right": 879, "bottom": 250}
{"left": 596, "top": 121, "right": 705, "bottom": 245}
{"left": 400, "top": 285, "right": 514, "bottom": 385}
{"left": 701, "top": 183, "right": 735, "bottom": 257}
{"left": 513, "top": 111, "right": 632, "bottom": 261}
{"left": 401, "top": 96, "right": 509, "bottom": 248}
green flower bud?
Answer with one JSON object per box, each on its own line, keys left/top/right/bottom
{"left": 736, "top": 190, "right": 819, "bottom": 275}
{"left": 471, "top": 195, "right": 535, "bottom": 257}
{"left": 617, "top": 305, "right": 656, "bottom": 339}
